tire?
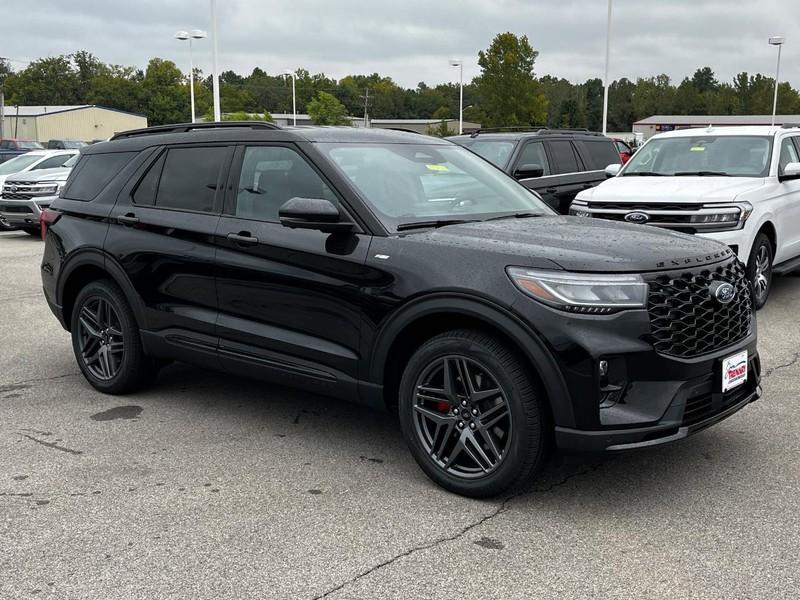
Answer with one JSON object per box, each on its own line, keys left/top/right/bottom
{"left": 746, "top": 233, "right": 773, "bottom": 310}
{"left": 70, "top": 280, "right": 158, "bottom": 394}
{"left": 398, "top": 329, "right": 546, "bottom": 498}
{"left": 0, "top": 218, "right": 16, "bottom": 232}
{"left": 23, "top": 228, "right": 40, "bottom": 237}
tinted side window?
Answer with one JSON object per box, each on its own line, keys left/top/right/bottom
{"left": 155, "top": 146, "right": 228, "bottom": 212}
{"left": 548, "top": 141, "right": 580, "bottom": 173}
{"left": 234, "top": 146, "right": 334, "bottom": 222}
{"left": 0, "top": 141, "right": 10, "bottom": 149}
{"left": 132, "top": 152, "right": 166, "bottom": 206}
{"left": 34, "top": 154, "right": 72, "bottom": 170}
{"left": 63, "top": 152, "right": 136, "bottom": 201}
{"left": 578, "top": 139, "right": 621, "bottom": 170}
{"left": 515, "top": 141, "right": 550, "bottom": 175}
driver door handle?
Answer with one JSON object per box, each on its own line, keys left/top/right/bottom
{"left": 545, "top": 187, "right": 558, "bottom": 194}
{"left": 117, "top": 213, "right": 139, "bottom": 225}
{"left": 227, "top": 231, "right": 259, "bottom": 246}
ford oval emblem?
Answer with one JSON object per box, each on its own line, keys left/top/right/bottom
{"left": 710, "top": 281, "right": 737, "bottom": 305}
{"left": 624, "top": 211, "right": 650, "bottom": 224}
{"left": 9, "top": 186, "right": 17, "bottom": 193}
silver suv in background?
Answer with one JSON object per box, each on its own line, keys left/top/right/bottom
{"left": 0, "top": 154, "right": 79, "bottom": 236}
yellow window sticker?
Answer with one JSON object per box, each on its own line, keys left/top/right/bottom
{"left": 426, "top": 164, "right": 449, "bottom": 171}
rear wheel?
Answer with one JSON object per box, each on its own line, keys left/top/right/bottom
{"left": 398, "top": 329, "right": 546, "bottom": 498}
{"left": 70, "top": 280, "right": 158, "bottom": 394}
{"left": 23, "top": 228, "right": 40, "bottom": 237}
{"left": 746, "top": 233, "right": 773, "bottom": 310}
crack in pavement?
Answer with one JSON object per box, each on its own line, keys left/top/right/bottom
{"left": 311, "top": 462, "right": 603, "bottom": 599}
{"left": 763, "top": 352, "right": 800, "bottom": 378}
{"left": 21, "top": 434, "right": 83, "bottom": 456}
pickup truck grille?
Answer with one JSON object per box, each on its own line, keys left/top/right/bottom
{"left": 645, "top": 258, "right": 752, "bottom": 358}
{"left": 2, "top": 180, "right": 58, "bottom": 200}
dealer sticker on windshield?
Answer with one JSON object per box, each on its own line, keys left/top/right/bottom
{"left": 722, "top": 350, "right": 748, "bottom": 393}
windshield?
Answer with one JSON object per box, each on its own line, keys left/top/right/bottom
{"left": 623, "top": 135, "right": 772, "bottom": 177}
{"left": 63, "top": 154, "right": 79, "bottom": 167}
{"left": 18, "top": 141, "right": 44, "bottom": 149}
{"left": 318, "top": 142, "right": 552, "bottom": 230}
{"left": 458, "top": 139, "right": 516, "bottom": 168}
{"left": 0, "top": 153, "right": 42, "bottom": 175}
{"left": 61, "top": 140, "right": 87, "bottom": 149}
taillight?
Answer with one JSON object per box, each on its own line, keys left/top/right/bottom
{"left": 40, "top": 208, "right": 61, "bottom": 241}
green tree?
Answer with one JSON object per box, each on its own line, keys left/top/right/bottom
{"left": 474, "top": 32, "right": 548, "bottom": 127}
{"left": 307, "top": 91, "right": 350, "bottom": 125}
{"left": 141, "top": 58, "right": 188, "bottom": 125}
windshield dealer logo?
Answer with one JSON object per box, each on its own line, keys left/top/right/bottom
{"left": 624, "top": 211, "right": 649, "bottom": 224}
{"left": 710, "top": 281, "right": 737, "bottom": 305}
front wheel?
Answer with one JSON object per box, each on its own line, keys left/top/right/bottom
{"left": 746, "top": 233, "right": 773, "bottom": 310}
{"left": 398, "top": 329, "right": 546, "bottom": 498}
{"left": 70, "top": 280, "right": 158, "bottom": 394}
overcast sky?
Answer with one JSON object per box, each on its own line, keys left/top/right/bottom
{"left": 3, "top": 0, "right": 799, "bottom": 91}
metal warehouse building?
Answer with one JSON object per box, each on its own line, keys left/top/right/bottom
{"left": 633, "top": 114, "right": 800, "bottom": 139}
{"left": 0, "top": 105, "right": 147, "bottom": 143}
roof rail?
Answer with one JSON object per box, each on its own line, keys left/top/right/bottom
{"left": 468, "top": 126, "right": 603, "bottom": 138}
{"left": 780, "top": 123, "right": 800, "bottom": 129}
{"left": 110, "top": 121, "right": 280, "bottom": 141}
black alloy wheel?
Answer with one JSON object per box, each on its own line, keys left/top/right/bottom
{"left": 77, "top": 296, "right": 125, "bottom": 381}
{"left": 399, "top": 329, "right": 545, "bottom": 498}
{"left": 70, "top": 280, "right": 158, "bottom": 394}
{"left": 746, "top": 233, "right": 773, "bottom": 310}
{"left": 412, "top": 355, "right": 512, "bottom": 478}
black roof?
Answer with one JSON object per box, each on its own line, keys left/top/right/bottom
{"left": 90, "top": 122, "right": 449, "bottom": 154}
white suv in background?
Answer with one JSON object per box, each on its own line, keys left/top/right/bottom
{"left": 570, "top": 126, "right": 800, "bottom": 308}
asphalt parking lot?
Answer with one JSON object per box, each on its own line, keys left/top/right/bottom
{"left": 1, "top": 229, "right": 798, "bottom": 600}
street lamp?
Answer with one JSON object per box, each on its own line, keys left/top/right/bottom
{"left": 284, "top": 69, "right": 297, "bottom": 126}
{"left": 174, "top": 29, "right": 207, "bottom": 123}
{"left": 769, "top": 35, "right": 785, "bottom": 126}
{"left": 209, "top": 0, "right": 221, "bottom": 122}
{"left": 449, "top": 59, "right": 463, "bottom": 134}
{"left": 601, "top": 0, "right": 613, "bottom": 135}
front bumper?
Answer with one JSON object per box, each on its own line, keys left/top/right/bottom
{"left": 0, "top": 196, "right": 56, "bottom": 228}
{"left": 555, "top": 352, "right": 761, "bottom": 452}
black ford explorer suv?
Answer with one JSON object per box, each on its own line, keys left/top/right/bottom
{"left": 41, "top": 122, "right": 760, "bottom": 498}
{"left": 447, "top": 128, "right": 621, "bottom": 214}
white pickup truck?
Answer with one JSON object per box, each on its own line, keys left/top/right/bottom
{"left": 570, "top": 125, "right": 800, "bottom": 307}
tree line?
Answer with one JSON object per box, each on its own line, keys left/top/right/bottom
{"left": 1, "top": 33, "right": 799, "bottom": 131}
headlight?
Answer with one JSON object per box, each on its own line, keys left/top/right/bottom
{"left": 506, "top": 267, "right": 648, "bottom": 314}
{"left": 690, "top": 202, "right": 753, "bottom": 231}
{"left": 569, "top": 201, "right": 592, "bottom": 217}
{"left": 38, "top": 182, "right": 63, "bottom": 195}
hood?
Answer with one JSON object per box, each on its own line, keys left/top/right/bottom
{"left": 579, "top": 175, "right": 765, "bottom": 203}
{"left": 5, "top": 166, "right": 72, "bottom": 183}
{"left": 405, "top": 216, "right": 734, "bottom": 273}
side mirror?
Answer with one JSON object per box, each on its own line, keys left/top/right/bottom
{"left": 513, "top": 163, "right": 544, "bottom": 179}
{"left": 779, "top": 162, "right": 800, "bottom": 182}
{"left": 604, "top": 163, "right": 622, "bottom": 178}
{"left": 279, "top": 197, "right": 354, "bottom": 233}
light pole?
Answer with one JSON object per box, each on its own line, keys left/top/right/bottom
{"left": 209, "top": 0, "right": 221, "bottom": 121}
{"left": 769, "top": 35, "right": 785, "bottom": 126}
{"left": 601, "top": 0, "right": 612, "bottom": 135}
{"left": 449, "top": 59, "right": 463, "bottom": 134}
{"left": 175, "top": 29, "right": 207, "bottom": 123}
{"left": 284, "top": 69, "right": 297, "bottom": 126}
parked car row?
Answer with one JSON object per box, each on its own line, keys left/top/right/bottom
{"left": 0, "top": 138, "right": 88, "bottom": 163}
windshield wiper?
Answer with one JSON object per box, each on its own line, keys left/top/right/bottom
{"left": 673, "top": 171, "right": 731, "bottom": 177}
{"left": 623, "top": 171, "right": 665, "bottom": 176}
{"left": 483, "top": 212, "right": 542, "bottom": 222}
{"left": 396, "top": 218, "right": 479, "bottom": 231}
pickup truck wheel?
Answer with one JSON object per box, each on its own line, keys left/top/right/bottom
{"left": 70, "top": 280, "right": 158, "bottom": 394}
{"left": 746, "top": 233, "right": 773, "bottom": 310}
{"left": 398, "top": 329, "right": 545, "bottom": 498}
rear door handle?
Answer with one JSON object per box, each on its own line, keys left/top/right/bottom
{"left": 545, "top": 187, "right": 558, "bottom": 194}
{"left": 117, "top": 213, "right": 139, "bottom": 225}
{"left": 227, "top": 232, "right": 259, "bottom": 246}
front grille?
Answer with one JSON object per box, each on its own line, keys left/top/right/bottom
{"left": 2, "top": 180, "right": 57, "bottom": 200}
{"left": 588, "top": 202, "right": 697, "bottom": 212}
{"left": 1, "top": 193, "right": 34, "bottom": 200}
{"left": 0, "top": 204, "right": 33, "bottom": 213}
{"left": 580, "top": 201, "right": 742, "bottom": 233}
{"left": 646, "top": 258, "right": 752, "bottom": 358}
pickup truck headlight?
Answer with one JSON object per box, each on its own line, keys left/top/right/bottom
{"left": 506, "top": 267, "right": 648, "bottom": 314}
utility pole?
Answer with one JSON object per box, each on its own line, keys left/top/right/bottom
{"left": 362, "top": 88, "right": 369, "bottom": 127}
{"left": 0, "top": 90, "right": 4, "bottom": 139}
{"left": 601, "top": 0, "right": 612, "bottom": 135}
{"left": 210, "top": 0, "right": 221, "bottom": 121}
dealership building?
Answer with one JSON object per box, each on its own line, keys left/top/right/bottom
{"left": 0, "top": 105, "right": 147, "bottom": 143}
{"left": 633, "top": 114, "right": 800, "bottom": 139}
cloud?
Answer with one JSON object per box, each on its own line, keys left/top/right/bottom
{"left": 3, "top": 0, "right": 798, "bottom": 91}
